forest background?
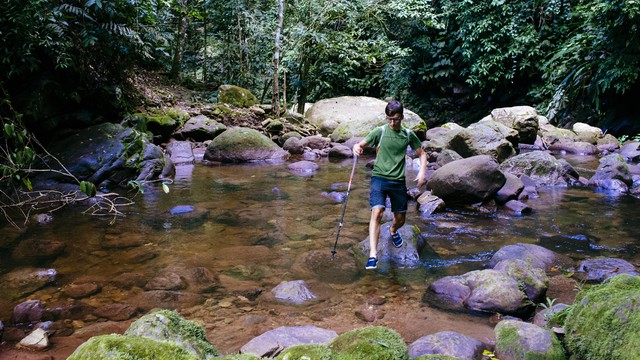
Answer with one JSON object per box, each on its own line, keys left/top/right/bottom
{"left": 1, "top": 0, "right": 639, "bottom": 158}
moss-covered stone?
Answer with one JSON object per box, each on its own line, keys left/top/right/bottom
{"left": 217, "top": 85, "right": 258, "bottom": 108}
{"left": 213, "top": 355, "right": 262, "bottom": 360}
{"left": 275, "top": 344, "right": 333, "bottom": 360}
{"left": 125, "top": 309, "right": 219, "bottom": 359}
{"left": 329, "top": 326, "right": 409, "bottom": 360}
{"left": 329, "top": 124, "right": 353, "bottom": 143}
{"left": 203, "top": 127, "right": 288, "bottom": 163}
{"left": 561, "top": 274, "right": 640, "bottom": 360}
{"left": 67, "top": 334, "right": 197, "bottom": 360}
{"left": 495, "top": 320, "right": 565, "bottom": 360}
{"left": 145, "top": 108, "right": 189, "bottom": 138}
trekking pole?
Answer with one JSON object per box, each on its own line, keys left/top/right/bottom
{"left": 331, "top": 155, "right": 358, "bottom": 259}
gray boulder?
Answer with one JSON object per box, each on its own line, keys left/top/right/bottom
{"left": 499, "top": 151, "right": 579, "bottom": 186}
{"left": 125, "top": 309, "right": 219, "bottom": 359}
{"left": 12, "top": 300, "right": 45, "bottom": 324}
{"left": 436, "top": 149, "right": 463, "bottom": 167}
{"left": 588, "top": 153, "right": 633, "bottom": 188}
{"left": 576, "top": 257, "right": 639, "bottom": 282}
{"left": 204, "top": 127, "right": 289, "bottom": 163}
{"left": 240, "top": 325, "right": 337, "bottom": 357}
{"left": 417, "top": 191, "right": 446, "bottom": 217}
{"left": 300, "top": 135, "right": 330, "bottom": 150}
{"left": 271, "top": 280, "right": 316, "bottom": 304}
{"left": 539, "top": 123, "right": 578, "bottom": 148}
{"left": 217, "top": 84, "right": 258, "bottom": 108}
{"left": 494, "top": 320, "right": 566, "bottom": 360}
{"left": 305, "top": 96, "right": 424, "bottom": 138}
{"left": 548, "top": 140, "right": 599, "bottom": 155}
{"left": 282, "top": 137, "right": 304, "bottom": 154}
{"left": 425, "top": 269, "right": 531, "bottom": 315}
{"left": 487, "top": 243, "right": 574, "bottom": 271}
{"left": 328, "top": 143, "right": 353, "bottom": 158}
{"left": 427, "top": 155, "right": 506, "bottom": 205}
{"left": 572, "top": 122, "right": 603, "bottom": 144}
{"left": 41, "top": 123, "right": 171, "bottom": 189}
{"left": 287, "top": 160, "right": 320, "bottom": 176}
{"left": 166, "top": 140, "right": 195, "bottom": 165}
{"left": 173, "top": 114, "right": 227, "bottom": 141}
{"left": 447, "top": 122, "right": 516, "bottom": 163}
{"left": 359, "top": 222, "right": 429, "bottom": 269}
{"left": 493, "top": 259, "right": 548, "bottom": 302}
{"left": 620, "top": 141, "right": 640, "bottom": 161}
{"left": 596, "top": 134, "right": 620, "bottom": 153}
{"left": 495, "top": 172, "right": 525, "bottom": 204}
{"left": 408, "top": 330, "right": 487, "bottom": 359}
{"left": 490, "top": 106, "right": 539, "bottom": 144}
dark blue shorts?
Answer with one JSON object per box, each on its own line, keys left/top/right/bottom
{"left": 369, "top": 176, "right": 408, "bottom": 213}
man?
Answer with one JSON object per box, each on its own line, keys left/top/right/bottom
{"left": 352, "top": 100, "right": 427, "bottom": 270}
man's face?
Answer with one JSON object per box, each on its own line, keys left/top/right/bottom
{"left": 386, "top": 114, "right": 403, "bottom": 131}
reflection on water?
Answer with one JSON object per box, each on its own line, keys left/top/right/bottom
{"left": 1, "top": 155, "right": 639, "bottom": 330}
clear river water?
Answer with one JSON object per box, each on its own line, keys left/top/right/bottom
{"left": 1, "top": 152, "right": 639, "bottom": 354}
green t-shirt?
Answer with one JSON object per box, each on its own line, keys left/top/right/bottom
{"left": 364, "top": 124, "right": 422, "bottom": 181}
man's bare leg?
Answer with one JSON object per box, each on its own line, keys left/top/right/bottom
{"left": 368, "top": 207, "right": 385, "bottom": 258}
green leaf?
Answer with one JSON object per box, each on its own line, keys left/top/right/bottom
{"left": 80, "top": 181, "right": 97, "bottom": 197}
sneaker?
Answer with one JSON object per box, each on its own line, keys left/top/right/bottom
{"left": 365, "top": 257, "right": 378, "bottom": 270}
{"left": 391, "top": 231, "right": 404, "bottom": 248}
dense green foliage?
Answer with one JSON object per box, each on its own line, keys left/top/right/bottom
{"left": 1, "top": 0, "right": 639, "bottom": 133}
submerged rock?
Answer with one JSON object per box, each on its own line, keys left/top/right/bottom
{"left": 241, "top": 325, "right": 337, "bottom": 357}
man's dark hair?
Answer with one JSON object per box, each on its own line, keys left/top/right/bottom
{"left": 385, "top": 100, "right": 404, "bottom": 117}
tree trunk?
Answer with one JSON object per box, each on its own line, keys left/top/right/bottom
{"left": 170, "top": 12, "right": 187, "bottom": 82}
{"left": 296, "top": 56, "right": 310, "bottom": 114}
{"left": 272, "top": 0, "right": 285, "bottom": 116}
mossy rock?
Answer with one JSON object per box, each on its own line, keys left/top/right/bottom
{"left": 561, "top": 274, "right": 640, "bottom": 360}
{"left": 145, "top": 108, "right": 189, "bottom": 138}
{"left": 203, "top": 127, "right": 288, "bottom": 163}
{"left": 494, "top": 320, "right": 566, "bottom": 360}
{"left": 275, "top": 344, "right": 333, "bottom": 360}
{"left": 328, "top": 326, "right": 409, "bottom": 360}
{"left": 214, "top": 355, "right": 262, "bottom": 360}
{"left": 125, "top": 309, "right": 219, "bottom": 359}
{"left": 67, "top": 334, "right": 197, "bottom": 360}
{"left": 217, "top": 85, "right": 258, "bottom": 108}
{"left": 329, "top": 124, "right": 353, "bottom": 143}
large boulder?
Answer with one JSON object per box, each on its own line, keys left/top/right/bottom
{"left": 490, "top": 106, "right": 540, "bottom": 144}
{"left": 40, "top": 122, "right": 172, "bottom": 189}
{"left": 494, "top": 320, "right": 566, "bottom": 360}
{"left": 572, "top": 122, "right": 603, "bottom": 144}
{"left": 125, "top": 309, "right": 219, "bottom": 359}
{"left": 499, "top": 151, "right": 579, "bottom": 187}
{"left": 424, "top": 269, "right": 532, "bottom": 315}
{"left": 358, "top": 222, "right": 430, "bottom": 269}
{"left": 217, "top": 84, "right": 258, "bottom": 108}
{"left": 68, "top": 334, "right": 196, "bottom": 360}
{"left": 304, "top": 96, "right": 424, "bottom": 138}
{"left": 173, "top": 114, "right": 227, "bottom": 141}
{"left": 203, "top": 127, "right": 289, "bottom": 163}
{"left": 559, "top": 274, "right": 640, "bottom": 360}
{"left": 487, "top": 243, "right": 574, "bottom": 271}
{"left": 427, "top": 155, "right": 506, "bottom": 205}
{"left": 588, "top": 153, "right": 633, "bottom": 188}
{"left": 447, "top": 122, "right": 516, "bottom": 163}
{"left": 620, "top": 141, "right": 640, "bottom": 161}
